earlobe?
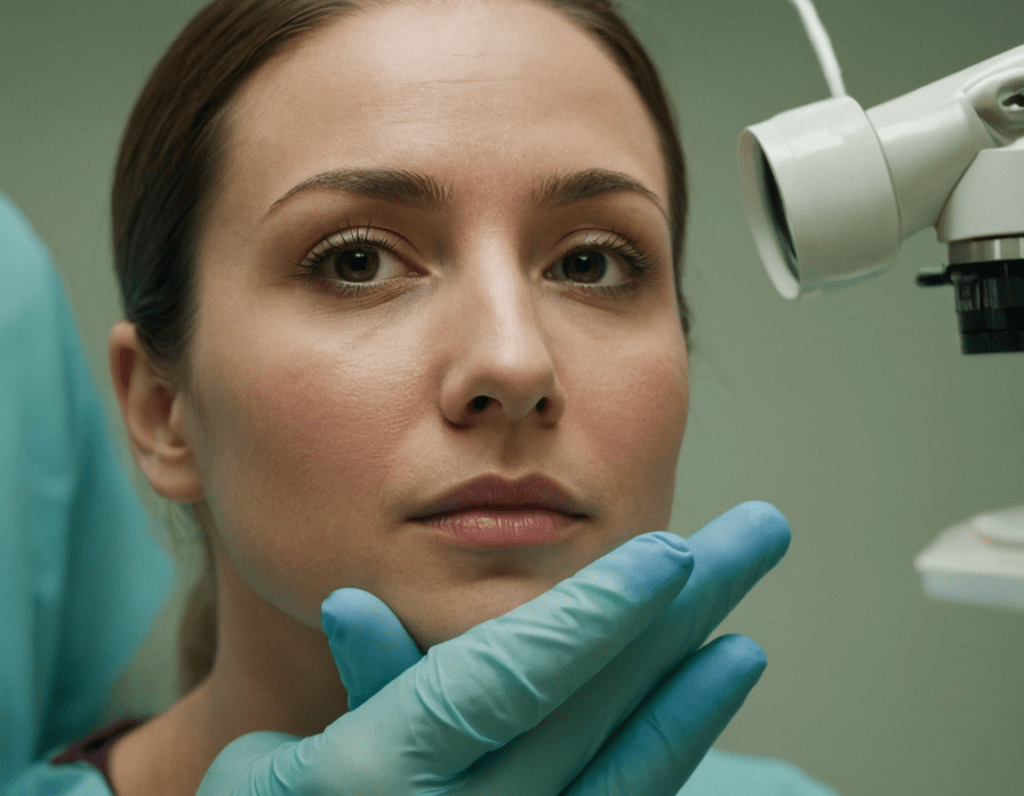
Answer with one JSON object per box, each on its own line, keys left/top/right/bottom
{"left": 108, "top": 321, "right": 204, "bottom": 503}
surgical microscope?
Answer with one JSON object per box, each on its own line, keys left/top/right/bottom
{"left": 736, "top": 0, "right": 1024, "bottom": 612}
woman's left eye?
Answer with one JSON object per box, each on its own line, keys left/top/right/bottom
{"left": 552, "top": 250, "right": 619, "bottom": 284}
{"left": 547, "top": 236, "right": 650, "bottom": 289}
{"left": 321, "top": 246, "right": 397, "bottom": 283}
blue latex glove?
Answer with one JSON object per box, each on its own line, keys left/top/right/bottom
{"left": 0, "top": 193, "right": 173, "bottom": 787}
{"left": 198, "top": 501, "right": 789, "bottom": 795}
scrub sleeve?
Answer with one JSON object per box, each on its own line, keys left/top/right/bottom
{"left": 6, "top": 740, "right": 840, "bottom": 796}
{"left": 0, "top": 194, "right": 173, "bottom": 789}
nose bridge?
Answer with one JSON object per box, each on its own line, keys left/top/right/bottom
{"left": 480, "top": 258, "right": 545, "bottom": 365}
{"left": 440, "top": 239, "right": 564, "bottom": 425}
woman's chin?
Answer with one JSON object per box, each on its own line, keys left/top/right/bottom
{"left": 384, "top": 530, "right": 636, "bottom": 650}
{"left": 400, "top": 575, "right": 565, "bottom": 651}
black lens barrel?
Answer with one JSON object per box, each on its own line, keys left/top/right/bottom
{"left": 918, "top": 260, "right": 1024, "bottom": 354}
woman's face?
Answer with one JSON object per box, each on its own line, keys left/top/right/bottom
{"left": 182, "top": 0, "right": 688, "bottom": 649}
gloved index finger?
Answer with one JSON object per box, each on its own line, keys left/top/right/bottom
{"left": 461, "top": 501, "right": 791, "bottom": 794}
{"left": 675, "top": 500, "right": 791, "bottom": 635}
{"left": 342, "top": 531, "right": 693, "bottom": 781}
{"left": 321, "top": 588, "right": 424, "bottom": 711}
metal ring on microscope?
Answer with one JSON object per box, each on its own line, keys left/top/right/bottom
{"left": 948, "top": 236, "right": 1024, "bottom": 265}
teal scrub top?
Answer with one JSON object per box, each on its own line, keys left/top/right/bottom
{"left": 0, "top": 193, "right": 173, "bottom": 789}
{"left": 3, "top": 748, "right": 840, "bottom": 795}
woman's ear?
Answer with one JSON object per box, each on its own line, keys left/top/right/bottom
{"left": 109, "top": 320, "right": 204, "bottom": 502}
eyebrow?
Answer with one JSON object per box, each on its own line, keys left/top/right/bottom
{"left": 532, "top": 168, "right": 665, "bottom": 217}
{"left": 268, "top": 168, "right": 452, "bottom": 214}
{"left": 267, "top": 166, "right": 664, "bottom": 217}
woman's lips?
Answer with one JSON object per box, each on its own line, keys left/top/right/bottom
{"left": 409, "top": 473, "right": 588, "bottom": 547}
{"left": 418, "top": 508, "right": 579, "bottom": 547}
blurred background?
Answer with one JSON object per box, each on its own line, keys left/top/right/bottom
{"left": 1, "top": 0, "right": 1022, "bottom": 793}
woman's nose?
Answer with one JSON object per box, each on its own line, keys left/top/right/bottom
{"left": 439, "top": 271, "right": 566, "bottom": 428}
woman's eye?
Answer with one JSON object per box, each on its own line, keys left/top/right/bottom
{"left": 327, "top": 247, "right": 385, "bottom": 282}
{"left": 549, "top": 248, "right": 630, "bottom": 286}
{"left": 300, "top": 230, "right": 409, "bottom": 287}
{"left": 561, "top": 251, "right": 607, "bottom": 283}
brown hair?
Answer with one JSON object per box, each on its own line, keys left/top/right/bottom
{"left": 112, "top": 0, "right": 690, "bottom": 695}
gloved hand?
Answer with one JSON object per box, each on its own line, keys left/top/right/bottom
{"left": 198, "top": 501, "right": 789, "bottom": 796}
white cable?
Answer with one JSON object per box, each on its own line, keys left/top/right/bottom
{"left": 787, "top": 0, "right": 847, "bottom": 97}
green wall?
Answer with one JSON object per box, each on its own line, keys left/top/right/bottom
{"left": 2, "top": 1, "right": 1022, "bottom": 793}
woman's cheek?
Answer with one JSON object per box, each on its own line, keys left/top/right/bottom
{"left": 573, "top": 346, "right": 688, "bottom": 530}
{"left": 191, "top": 341, "right": 421, "bottom": 623}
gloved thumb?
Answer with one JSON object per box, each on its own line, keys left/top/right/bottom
{"left": 321, "top": 588, "right": 424, "bottom": 711}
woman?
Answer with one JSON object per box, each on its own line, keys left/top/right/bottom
{"left": 7, "top": 0, "right": 835, "bottom": 793}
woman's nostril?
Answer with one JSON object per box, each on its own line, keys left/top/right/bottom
{"left": 468, "top": 395, "right": 552, "bottom": 416}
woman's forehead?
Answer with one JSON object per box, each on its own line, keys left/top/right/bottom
{"left": 216, "top": 0, "right": 668, "bottom": 224}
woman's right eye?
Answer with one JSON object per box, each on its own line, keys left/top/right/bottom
{"left": 299, "top": 230, "right": 409, "bottom": 288}
{"left": 323, "top": 247, "right": 386, "bottom": 282}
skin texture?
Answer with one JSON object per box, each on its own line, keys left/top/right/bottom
{"left": 108, "top": 0, "right": 689, "bottom": 792}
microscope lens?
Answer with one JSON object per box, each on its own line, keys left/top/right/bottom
{"left": 761, "top": 155, "right": 799, "bottom": 281}
{"left": 949, "top": 261, "right": 1024, "bottom": 354}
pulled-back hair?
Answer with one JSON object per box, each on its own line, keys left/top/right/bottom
{"left": 112, "top": 0, "right": 689, "bottom": 695}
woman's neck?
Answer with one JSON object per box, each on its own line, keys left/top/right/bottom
{"left": 110, "top": 543, "right": 350, "bottom": 796}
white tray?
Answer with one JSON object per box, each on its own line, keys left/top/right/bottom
{"left": 915, "top": 505, "right": 1024, "bottom": 612}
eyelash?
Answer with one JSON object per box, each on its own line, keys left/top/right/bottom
{"left": 558, "top": 230, "right": 658, "bottom": 296}
{"left": 295, "top": 225, "right": 658, "bottom": 298}
{"left": 295, "top": 226, "right": 406, "bottom": 299}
